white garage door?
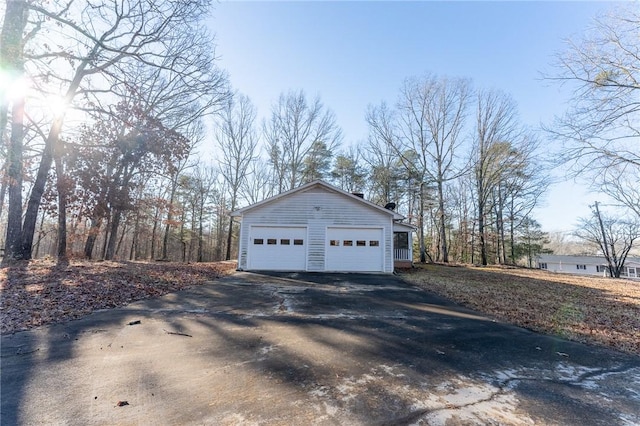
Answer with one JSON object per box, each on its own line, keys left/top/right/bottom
{"left": 325, "top": 227, "right": 384, "bottom": 272}
{"left": 248, "top": 226, "right": 307, "bottom": 271}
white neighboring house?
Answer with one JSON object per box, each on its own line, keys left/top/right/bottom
{"left": 231, "top": 180, "right": 414, "bottom": 273}
{"left": 537, "top": 254, "right": 640, "bottom": 279}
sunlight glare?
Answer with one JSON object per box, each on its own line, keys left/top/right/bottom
{"left": 0, "top": 69, "right": 30, "bottom": 102}
{"left": 45, "top": 94, "right": 69, "bottom": 117}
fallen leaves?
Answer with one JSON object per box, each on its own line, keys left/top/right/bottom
{"left": 0, "top": 259, "right": 236, "bottom": 334}
{"left": 402, "top": 264, "right": 640, "bottom": 356}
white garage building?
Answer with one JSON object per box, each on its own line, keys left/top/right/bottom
{"left": 231, "top": 180, "right": 414, "bottom": 273}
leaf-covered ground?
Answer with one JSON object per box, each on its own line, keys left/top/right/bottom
{"left": 402, "top": 264, "right": 640, "bottom": 356}
{"left": 0, "top": 260, "right": 237, "bottom": 334}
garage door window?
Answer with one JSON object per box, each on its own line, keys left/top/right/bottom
{"left": 369, "top": 240, "right": 379, "bottom": 247}
{"left": 343, "top": 240, "right": 353, "bottom": 246}
{"left": 255, "top": 238, "right": 303, "bottom": 246}
{"left": 330, "top": 240, "right": 340, "bottom": 246}
{"left": 356, "top": 240, "right": 366, "bottom": 246}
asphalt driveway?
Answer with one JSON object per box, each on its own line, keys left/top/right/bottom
{"left": 2, "top": 271, "right": 639, "bottom": 425}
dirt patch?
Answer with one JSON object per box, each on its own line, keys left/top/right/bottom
{"left": 0, "top": 260, "right": 237, "bottom": 334}
{"left": 401, "top": 264, "right": 640, "bottom": 355}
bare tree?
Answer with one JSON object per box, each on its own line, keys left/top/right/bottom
{"left": 502, "top": 135, "right": 550, "bottom": 263}
{"left": 264, "top": 90, "right": 342, "bottom": 192}
{"left": 472, "top": 89, "right": 522, "bottom": 265}
{"left": 396, "top": 74, "right": 471, "bottom": 263}
{"left": 365, "top": 103, "right": 432, "bottom": 259}
{"left": 575, "top": 202, "right": 640, "bottom": 278}
{"left": 216, "top": 93, "right": 259, "bottom": 260}
{"left": 241, "top": 159, "right": 274, "bottom": 204}
{"left": 364, "top": 102, "right": 405, "bottom": 206}
{"left": 546, "top": 5, "right": 639, "bottom": 215}
{"left": 600, "top": 163, "right": 640, "bottom": 220}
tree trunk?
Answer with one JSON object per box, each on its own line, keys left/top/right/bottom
{"left": 33, "top": 211, "right": 46, "bottom": 259}
{"left": 470, "top": 219, "right": 476, "bottom": 265}
{"left": 54, "top": 155, "right": 68, "bottom": 261}
{"left": 437, "top": 181, "right": 449, "bottom": 263}
{"left": 225, "top": 196, "right": 237, "bottom": 260}
{"left": 509, "top": 209, "right": 516, "bottom": 264}
{"left": 84, "top": 217, "right": 102, "bottom": 259}
{"left": 129, "top": 212, "right": 140, "bottom": 261}
{"left": 497, "top": 189, "right": 506, "bottom": 264}
{"left": 162, "top": 178, "right": 178, "bottom": 260}
{"left": 150, "top": 205, "right": 160, "bottom": 260}
{"left": 115, "top": 220, "right": 127, "bottom": 259}
{"left": 4, "top": 96, "right": 26, "bottom": 262}
{"left": 197, "top": 203, "right": 204, "bottom": 262}
{"left": 101, "top": 215, "right": 111, "bottom": 259}
{"left": 1, "top": 0, "right": 29, "bottom": 263}
{"left": 23, "top": 146, "right": 51, "bottom": 258}
{"left": 478, "top": 200, "right": 487, "bottom": 266}
{"left": 105, "top": 210, "right": 122, "bottom": 260}
{"left": 180, "top": 208, "right": 186, "bottom": 262}
{"left": 162, "top": 216, "right": 171, "bottom": 260}
{"left": 0, "top": 164, "right": 7, "bottom": 220}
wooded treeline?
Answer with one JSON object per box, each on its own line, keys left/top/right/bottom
{"left": 1, "top": 1, "right": 636, "bottom": 266}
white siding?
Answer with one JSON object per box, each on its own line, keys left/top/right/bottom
{"left": 236, "top": 187, "right": 394, "bottom": 272}
{"left": 538, "top": 255, "right": 640, "bottom": 278}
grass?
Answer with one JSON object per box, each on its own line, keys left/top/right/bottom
{"left": 401, "top": 264, "right": 640, "bottom": 355}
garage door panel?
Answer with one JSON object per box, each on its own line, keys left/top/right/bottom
{"left": 326, "top": 227, "right": 384, "bottom": 272}
{"left": 249, "top": 226, "right": 307, "bottom": 270}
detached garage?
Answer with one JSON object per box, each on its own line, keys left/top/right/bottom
{"left": 231, "top": 180, "right": 413, "bottom": 273}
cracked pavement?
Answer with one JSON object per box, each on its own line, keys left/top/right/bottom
{"left": 2, "top": 271, "right": 639, "bottom": 425}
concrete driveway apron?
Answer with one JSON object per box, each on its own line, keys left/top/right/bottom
{"left": 2, "top": 271, "right": 639, "bottom": 425}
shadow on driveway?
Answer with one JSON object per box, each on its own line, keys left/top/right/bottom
{"left": 2, "top": 271, "right": 639, "bottom": 425}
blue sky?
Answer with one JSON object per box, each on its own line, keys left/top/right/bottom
{"left": 206, "top": 1, "right": 615, "bottom": 233}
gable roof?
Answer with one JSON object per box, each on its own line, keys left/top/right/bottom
{"left": 394, "top": 222, "right": 417, "bottom": 232}
{"left": 231, "top": 180, "right": 405, "bottom": 220}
